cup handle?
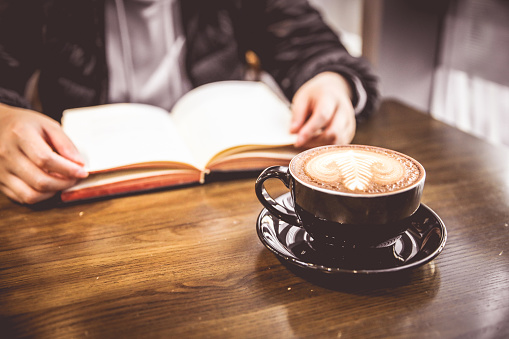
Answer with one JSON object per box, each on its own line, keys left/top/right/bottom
{"left": 255, "top": 166, "right": 302, "bottom": 226}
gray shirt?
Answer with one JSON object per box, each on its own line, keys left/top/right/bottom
{"left": 105, "top": 0, "right": 192, "bottom": 111}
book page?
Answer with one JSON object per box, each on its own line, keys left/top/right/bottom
{"left": 170, "top": 81, "right": 297, "bottom": 169}
{"left": 62, "top": 103, "right": 199, "bottom": 172}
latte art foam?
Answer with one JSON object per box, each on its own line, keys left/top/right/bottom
{"left": 291, "top": 145, "right": 423, "bottom": 194}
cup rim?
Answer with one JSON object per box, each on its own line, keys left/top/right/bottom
{"left": 289, "top": 144, "right": 426, "bottom": 198}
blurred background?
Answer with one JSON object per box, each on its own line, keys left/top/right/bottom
{"left": 310, "top": 0, "right": 509, "bottom": 148}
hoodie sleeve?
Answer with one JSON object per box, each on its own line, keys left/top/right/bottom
{"left": 237, "top": 0, "right": 379, "bottom": 120}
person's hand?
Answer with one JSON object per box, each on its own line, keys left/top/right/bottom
{"left": 290, "top": 72, "right": 356, "bottom": 148}
{"left": 0, "top": 103, "right": 88, "bottom": 204}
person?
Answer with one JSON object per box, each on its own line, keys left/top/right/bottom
{"left": 0, "top": 0, "right": 379, "bottom": 204}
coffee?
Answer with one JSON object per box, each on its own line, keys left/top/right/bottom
{"left": 291, "top": 145, "right": 423, "bottom": 195}
{"left": 255, "top": 145, "right": 426, "bottom": 247}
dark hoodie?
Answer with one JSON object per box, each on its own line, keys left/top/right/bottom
{"left": 0, "top": 0, "right": 379, "bottom": 122}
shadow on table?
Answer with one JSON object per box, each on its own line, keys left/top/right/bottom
{"left": 280, "top": 257, "right": 441, "bottom": 293}
{"left": 255, "top": 247, "right": 441, "bottom": 295}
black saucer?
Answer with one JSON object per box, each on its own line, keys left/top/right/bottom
{"left": 256, "top": 193, "right": 447, "bottom": 275}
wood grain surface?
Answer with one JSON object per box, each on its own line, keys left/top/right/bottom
{"left": 1, "top": 100, "right": 508, "bottom": 338}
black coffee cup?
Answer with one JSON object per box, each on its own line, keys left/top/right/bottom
{"left": 255, "top": 145, "right": 426, "bottom": 247}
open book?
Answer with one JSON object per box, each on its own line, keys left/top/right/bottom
{"left": 60, "top": 81, "right": 298, "bottom": 202}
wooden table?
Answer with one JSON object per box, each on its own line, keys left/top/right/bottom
{"left": 1, "top": 100, "right": 508, "bottom": 338}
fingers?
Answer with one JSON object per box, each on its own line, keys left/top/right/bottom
{"left": 44, "top": 121, "right": 86, "bottom": 166}
{"left": 290, "top": 89, "right": 312, "bottom": 134}
{"left": 290, "top": 72, "right": 356, "bottom": 148}
{"left": 320, "top": 104, "right": 356, "bottom": 145}
{"left": 19, "top": 129, "right": 88, "bottom": 179}
{"left": 0, "top": 174, "right": 60, "bottom": 205}
{"left": 0, "top": 148, "right": 78, "bottom": 204}
{"left": 0, "top": 104, "right": 88, "bottom": 204}
{"left": 296, "top": 105, "right": 356, "bottom": 148}
{"left": 294, "top": 94, "right": 337, "bottom": 147}
{"left": 13, "top": 151, "right": 79, "bottom": 191}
